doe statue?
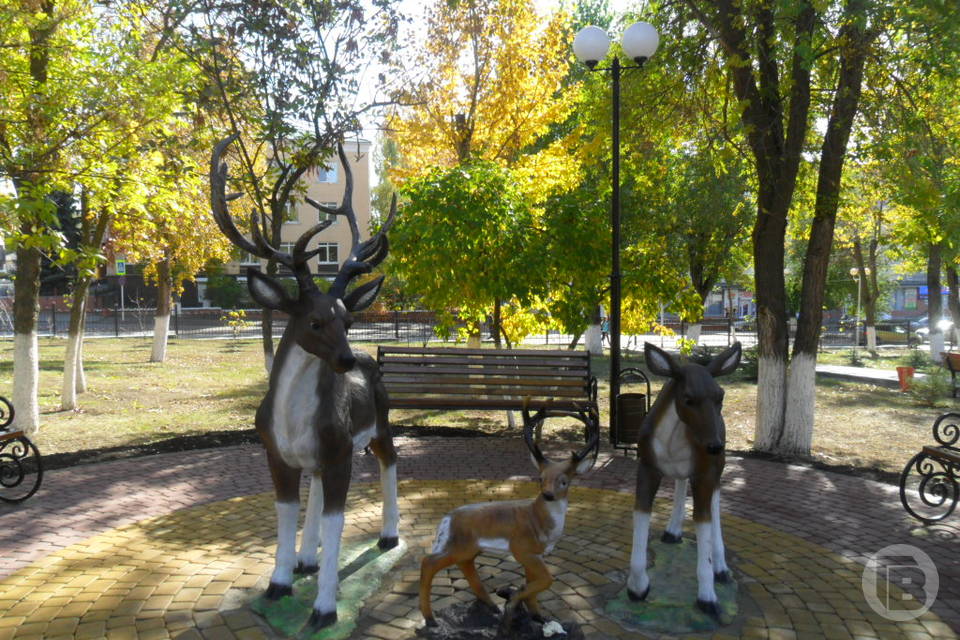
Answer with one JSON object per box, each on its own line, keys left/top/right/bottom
{"left": 209, "top": 135, "right": 400, "bottom": 631}
{"left": 627, "top": 342, "right": 741, "bottom": 620}
{"left": 419, "top": 402, "right": 599, "bottom": 632}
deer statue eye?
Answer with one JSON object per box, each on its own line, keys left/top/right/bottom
{"left": 310, "top": 321, "right": 322, "bottom": 331}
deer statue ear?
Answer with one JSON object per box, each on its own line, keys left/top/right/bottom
{"left": 343, "top": 275, "right": 384, "bottom": 312}
{"left": 247, "top": 268, "right": 292, "bottom": 312}
{"left": 644, "top": 342, "right": 678, "bottom": 378}
{"left": 708, "top": 342, "right": 742, "bottom": 377}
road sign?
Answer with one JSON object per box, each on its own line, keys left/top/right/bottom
{"left": 116, "top": 259, "right": 126, "bottom": 276}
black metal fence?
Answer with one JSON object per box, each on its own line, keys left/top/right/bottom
{"left": 2, "top": 306, "right": 946, "bottom": 351}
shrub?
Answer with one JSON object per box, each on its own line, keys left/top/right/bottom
{"left": 906, "top": 368, "right": 954, "bottom": 407}
{"left": 739, "top": 346, "right": 759, "bottom": 381}
{"left": 845, "top": 349, "right": 864, "bottom": 367}
{"left": 901, "top": 348, "right": 930, "bottom": 371}
{"left": 206, "top": 275, "right": 250, "bottom": 309}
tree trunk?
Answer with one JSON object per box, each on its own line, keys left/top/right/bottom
{"left": 493, "top": 299, "right": 502, "bottom": 349}
{"left": 13, "top": 243, "right": 42, "bottom": 434}
{"left": 61, "top": 277, "right": 90, "bottom": 410}
{"left": 151, "top": 259, "right": 172, "bottom": 363}
{"left": 568, "top": 331, "right": 584, "bottom": 351}
{"left": 687, "top": 322, "right": 702, "bottom": 344}
{"left": 927, "top": 242, "right": 945, "bottom": 360}
{"left": 947, "top": 266, "right": 960, "bottom": 347}
{"left": 584, "top": 305, "right": 602, "bottom": 355}
{"left": 853, "top": 239, "right": 878, "bottom": 352}
{"left": 751, "top": 185, "right": 790, "bottom": 452}
{"left": 76, "top": 310, "right": 87, "bottom": 393}
{"left": 783, "top": 1, "right": 870, "bottom": 456}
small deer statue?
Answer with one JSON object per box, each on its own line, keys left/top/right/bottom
{"left": 627, "top": 341, "right": 741, "bottom": 621}
{"left": 210, "top": 135, "right": 399, "bottom": 631}
{"left": 419, "top": 402, "right": 599, "bottom": 630}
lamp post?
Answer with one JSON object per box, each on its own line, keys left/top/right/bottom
{"left": 574, "top": 22, "right": 659, "bottom": 441}
{"left": 850, "top": 266, "right": 871, "bottom": 355}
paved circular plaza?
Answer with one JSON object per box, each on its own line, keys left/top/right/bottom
{"left": 2, "top": 438, "right": 958, "bottom": 639}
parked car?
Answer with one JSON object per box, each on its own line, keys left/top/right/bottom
{"left": 915, "top": 315, "right": 955, "bottom": 343}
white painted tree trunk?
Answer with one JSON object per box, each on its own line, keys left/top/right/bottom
{"left": 753, "top": 355, "right": 786, "bottom": 451}
{"left": 467, "top": 334, "right": 482, "bottom": 349}
{"left": 61, "top": 330, "right": 82, "bottom": 411}
{"left": 584, "top": 322, "right": 603, "bottom": 355}
{"left": 687, "top": 323, "right": 702, "bottom": 344}
{"left": 151, "top": 314, "right": 170, "bottom": 363}
{"left": 781, "top": 352, "right": 816, "bottom": 456}
{"left": 865, "top": 326, "right": 877, "bottom": 351}
{"left": 929, "top": 333, "right": 946, "bottom": 363}
{"left": 76, "top": 334, "right": 87, "bottom": 393}
{"left": 13, "top": 332, "right": 39, "bottom": 434}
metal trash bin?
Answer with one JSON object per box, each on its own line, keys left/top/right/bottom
{"left": 616, "top": 392, "right": 647, "bottom": 444}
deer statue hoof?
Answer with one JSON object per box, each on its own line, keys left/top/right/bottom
{"left": 307, "top": 609, "right": 338, "bottom": 630}
{"left": 627, "top": 585, "right": 650, "bottom": 602}
{"left": 696, "top": 599, "right": 722, "bottom": 620}
{"left": 264, "top": 582, "right": 293, "bottom": 600}
{"left": 714, "top": 570, "right": 731, "bottom": 584}
{"left": 294, "top": 561, "right": 318, "bottom": 575}
{"left": 660, "top": 531, "right": 683, "bottom": 544}
{"left": 377, "top": 536, "right": 399, "bottom": 550}
{"left": 423, "top": 616, "right": 438, "bottom": 628}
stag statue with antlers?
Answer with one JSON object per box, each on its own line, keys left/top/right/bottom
{"left": 419, "top": 402, "right": 599, "bottom": 631}
{"left": 209, "top": 134, "right": 399, "bottom": 631}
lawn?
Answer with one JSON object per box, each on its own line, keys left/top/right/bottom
{"left": 1, "top": 337, "right": 957, "bottom": 477}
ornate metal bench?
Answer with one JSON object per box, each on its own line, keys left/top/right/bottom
{"left": 899, "top": 412, "right": 960, "bottom": 524}
{"left": 0, "top": 396, "right": 43, "bottom": 504}
{"left": 377, "top": 346, "right": 599, "bottom": 438}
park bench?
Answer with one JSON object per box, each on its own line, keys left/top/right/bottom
{"left": 0, "top": 396, "right": 43, "bottom": 504}
{"left": 899, "top": 411, "right": 960, "bottom": 524}
{"left": 943, "top": 352, "right": 960, "bottom": 398}
{"left": 376, "top": 346, "right": 600, "bottom": 437}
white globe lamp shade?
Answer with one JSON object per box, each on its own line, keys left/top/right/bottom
{"left": 622, "top": 22, "right": 659, "bottom": 63}
{"left": 574, "top": 26, "right": 611, "bottom": 67}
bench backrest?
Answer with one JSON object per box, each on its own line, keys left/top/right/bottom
{"left": 944, "top": 352, "right": 960, "bottom": 372}
{"left": 377, "top": 346, "right": 595, "bottom": 411}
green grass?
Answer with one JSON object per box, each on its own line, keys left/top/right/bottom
{"left": 1, "top": 338, "right": 957, "bottom": 475}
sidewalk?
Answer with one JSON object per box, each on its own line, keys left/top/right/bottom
{"left": 816, "top": 363, "right": 924, "bottom": 389}
{"left": 1, "top": 438, "right": 958, "bottom": 639}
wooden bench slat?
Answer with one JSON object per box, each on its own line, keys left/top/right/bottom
{"left": 388, "top": 397, "right": 586, "bottom": 411}
{"left": 0, "top": 430, "right": 24, "bottom": 443}
{"left": 380, "top": 363, "right": 586, "bottom": 378}
{"left": 923, "top": 445, "right": 960, "bottom": 465}
{"left": 381, "top": 374, "right": 586, "bottom": 388}
{"left": 379, "top": 346, "right": 586, "bottom": 359}
{"left": 379, "top": 355, "right": 589, "bottom": 368}
{"left": 386, "top": 384, "right": 587, "bottom": 398}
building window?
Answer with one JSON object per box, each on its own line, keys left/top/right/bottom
{"left": 283, "top": 201, "right": 298, "bottom": 224}
{"left": 318, "top": 163, "right": 338, "bottom": 183}
{"left": 319, "top": 202, "right": 338, "bottom": 224}
{"left": 237, "top": 249, "right": 260, "bottom": 266}
{"left": 316, "top": 243, "right": 339, "bottom": 265}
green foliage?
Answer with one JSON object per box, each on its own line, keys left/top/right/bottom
{"left": 206, "top": 275, "right": 250, "bottom": 309}
{"left": 739, "top": 346, "right": 759, "bottom": 382}
{"left": 845, "top": 350, "right": 865, "bottom": 368}
{"left": 901, "top": 348, "right": 932, "bottom": 371}
{"left": 907, "top": 369, "right": 954, "bottom": 407}
{"left": 392, "top": 160, "right": 544, "bottom": 339}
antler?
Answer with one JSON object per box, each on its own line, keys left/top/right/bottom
{"left": 210, "top": 134, "right": 331, "bottom": 293}
{"left": 305, "top": 143, "right": 397, "bottom": 298}
{"left": 570, "top": 402, "right": 600, "bottom": 463}
{"left": 522, "top": 398, "right": 548, "bottom": 464}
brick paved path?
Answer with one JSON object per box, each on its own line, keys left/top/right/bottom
{"left": 2, "top": 438, "right": 958, "bottom": 639}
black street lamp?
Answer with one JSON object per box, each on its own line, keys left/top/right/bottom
{"left": 574, "top": 22, "right": 659, "bottom": 440}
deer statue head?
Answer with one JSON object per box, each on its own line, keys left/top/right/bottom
{"left": 210, "top": 134, "right": 396, "bottom": 373}
{"left": 522, "top": 402, "right": 600, "bottom": 501}
{"left": 643, "top": 342, "right": 742, "bottom": 455}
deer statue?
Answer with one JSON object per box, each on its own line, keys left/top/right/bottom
{"left": 626, "top": 341, "right": 741, "bottom": 620}
{"left": 209, "top": 134, "right": 399, "bottom": 631}
{"left": 419, "top": 401, "right": 599, "bottom": 630}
